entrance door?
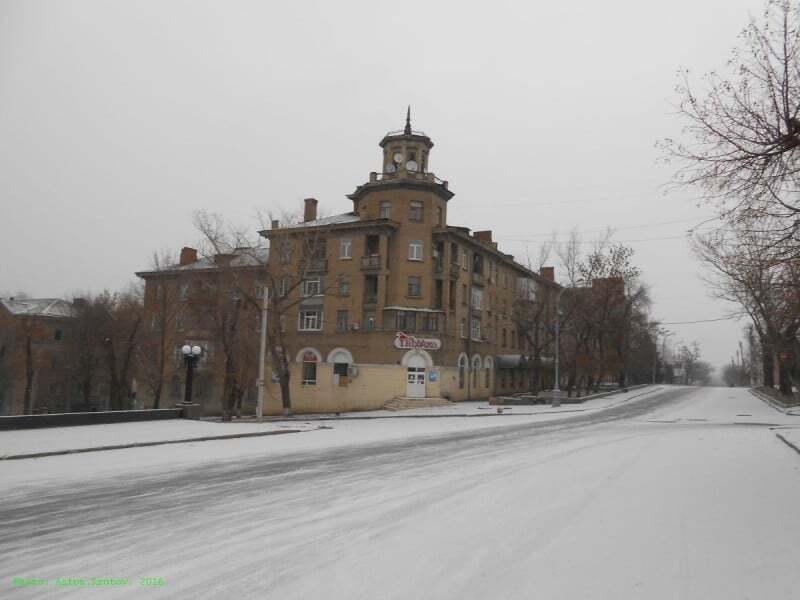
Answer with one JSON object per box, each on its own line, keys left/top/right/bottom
{"left": 406, "top": 354, "right": 427, "bottom": 398}
{"left": 406, "top": 368, "right": 426, "bottom": 398}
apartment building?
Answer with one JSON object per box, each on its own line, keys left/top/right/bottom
{"left": 259, "top": 114, "right": 560, "bottom": 413}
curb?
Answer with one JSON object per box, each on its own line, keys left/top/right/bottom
{"left": 775, "top": 432, "right": 800, "bottom": 456}
{"left": 0, "top": 428, "right": 307, "bottom": 461}
{"left": 749, "top": 388, "right": 789, "bottom": 414}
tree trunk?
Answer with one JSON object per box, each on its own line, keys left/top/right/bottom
{"left": 762, "top": 345, "right": 775, "bottom": 388}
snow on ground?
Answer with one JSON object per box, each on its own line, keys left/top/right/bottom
{"left": 0, "top": 385, "right": 659, "bottom": 459}
{"left": 0, "top": 386, "right": 664, "bottom": 490}
{"left": 3, "top": 387, "right": 800, "bottom": 599}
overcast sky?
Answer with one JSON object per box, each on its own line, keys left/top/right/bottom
{"left": 0, "top": 0, "right": 766, "bottom": 370}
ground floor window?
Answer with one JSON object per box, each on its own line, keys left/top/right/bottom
{"left": 302, "top": 351, "right": 318, "bottom": 385}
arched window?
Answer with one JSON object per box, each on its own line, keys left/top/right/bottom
{"left": 484, "top": 356, "right": 493, "bottom": 388}
{"left": 471, "top": 355, "right": 481, "bottom": 389}
{"left": 296, "top": 347, "right": 322, "bottom": 386}
{"left": 458, "top": 355, "right": 468, "bottom": 389}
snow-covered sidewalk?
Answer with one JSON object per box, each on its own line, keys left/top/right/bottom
{"left": 0, "top": 385, "right": 661, "bottom": 460}
{"left": 0, "top": 419, "right": 322, "bottom": 459}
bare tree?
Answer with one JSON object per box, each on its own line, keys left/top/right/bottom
{"left": 137, "top": 251, "right": 184, "bottom": 409}
{"left": 661, "top": 0, "right": 800, "bottom": 254}
{"left": 693, "top": 218, "right": 800, "bottom": 396}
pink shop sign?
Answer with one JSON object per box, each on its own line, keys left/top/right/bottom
{"left": 394, "top": 332, "right": 441, "bottom": 350}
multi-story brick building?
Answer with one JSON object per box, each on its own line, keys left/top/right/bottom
{"left": 135, "top": 247, "right": 267, "bottom": 416}
{"left": 0, "top": 298, "right": 76, "bottom": 415}
{"left": 259, "top": 115, "right": 561, "bottom": 413}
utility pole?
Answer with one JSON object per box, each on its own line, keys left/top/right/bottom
{"left": 256, "top": 288, "right": 269, "bottom": 422}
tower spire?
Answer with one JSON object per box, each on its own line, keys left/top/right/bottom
{"left": 404, "top": 105, "right": 411, "bottom": 135}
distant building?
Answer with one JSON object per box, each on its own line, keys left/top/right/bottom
{"left": 0, "top": 298, "right": 76, "bottom": 415}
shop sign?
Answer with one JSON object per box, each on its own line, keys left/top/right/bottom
{"left": 394, "top": 332, "right": 441, "bottom": 350}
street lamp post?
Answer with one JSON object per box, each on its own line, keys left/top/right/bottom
{"left": 181, "top": 344, "right": 202, "bottom": 404}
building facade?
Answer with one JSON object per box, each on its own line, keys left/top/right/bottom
{"left": 0, "top": 298, "right": 76, "bottom": 415}
{"left": 259, "top": 116, "right": 561, "bottom": 414}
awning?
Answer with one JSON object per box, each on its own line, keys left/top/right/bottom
{"left": 496, "top": 354, "right": 524, "bottom": 369}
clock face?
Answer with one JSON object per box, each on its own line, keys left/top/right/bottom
{"left": 406, "top": 160, "right": 418, "bottom": 172}
{"left": 385, "top": 163, "right": 396, "bottom": 173}
{"left": 392, "top": 152, "right": 404, "bottom": 164}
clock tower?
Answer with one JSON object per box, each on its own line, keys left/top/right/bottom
{"left": 347, "top": 108, "right": 454, "bottom": 214}
{"left": 380, "top": 106, "right": 434, "bottom": 175}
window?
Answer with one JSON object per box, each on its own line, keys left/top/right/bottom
{"left": 279, "top": 238, "right": 292, "bottom": 264}
{"left": 179, "top": 284, "right": 189, "bottom": 302}
{"left": 501, "top": 328, "right": 507, "bottom": 347}
{"left": 449, "top": 281, "right": 456, "bottom": 310}
{"left": 340, "top": 239, "right": 352, "bottom": 259}
{"left": 471, "top": 318, "right": 481, "bottom": 341}
{"left": 422, "top": 314, "right": 439, "bottom": 332}
{"left": 396, "top": 311, "right": 416, "bottom": 331}
{"left": 280, "top": 276, "right": 290, "bottom": 297}
{"left": 511, "top": 330, "right": 517, "bottom": 349}
{"left": 363, "top": 310, "right": 376, "bottom": 331}
{"left": 461, "top": 251, "right": 468, "bottom": 270}
{"left": 302, "top": 352, "right": 318, "bottom": 385}
{"left": 336, "top": 310, "right": 349, "bottom": 332}
{"left": 301, "top": 278, "right": 321, "bottom": 297}
{"left": 460, "top": 318, "right": 467, "bottom": 338}
{"left": 436, "top": 206, "right": 443, "bottom": 226}
{"left": 409, "top": 241, "right": 423, "bottom": 261}
{"left": 407, "top": 276, "right": 422, "bottom": 297}
{"left": 462, "top": 284, "right": 468, "bottom": 305}
{"left": 299, "top": 310, "right": 322, "bottom": 331}
{"left": 459, "top": 356, "right": 467, "bottom": 389}
{"left": 176, "top": 317, "right": 185, "bottom": 332}
{"left": 380, "top": 201, "right": 392, "bottom": 219}
{"left": 485, "top": 361, "right": 492, "bottom": 387}
{"left": 409, "top": 200, "right": 423, "bottom": 222}
{"left": 471, "top": 288, "right": 483, "bottom": 310}
{"left": 255, "top": 283, "right": 266, "bottom": 300}
{"left": 54, "top": 329, "right": 63, "bottom": 341}
{"left": 339, "top": 276, "right": 350, "bottom": 297}
{"left": 472, "top": 357, "right": 481, "bottom": 389}
{"left": 451, "top": 243, "right": 460, "bottom": 264}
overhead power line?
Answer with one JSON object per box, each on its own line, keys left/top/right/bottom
{"left": 660, "top": 313, "right": 747, "bottom": 325}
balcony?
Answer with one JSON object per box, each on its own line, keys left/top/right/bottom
{"left": 361, "top": 255, "right": 381, "bottom": 271}
{"left": 306, "top": 258, "right": 328, "bottom": 273}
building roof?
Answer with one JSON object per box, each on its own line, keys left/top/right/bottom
{"left": 136, "top": 247, "right": 268, "bottom": 277}
{"left": 280, "top": 212, "right": 360, "bottom": 230}
{"left": 0, "top": 298, "right": 76, "bottom": 319}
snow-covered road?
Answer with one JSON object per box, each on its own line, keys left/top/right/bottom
{"left": 4, "top": 386, "right": 800, "bottom": 599}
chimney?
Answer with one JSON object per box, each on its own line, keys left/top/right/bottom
{"left": 539, "top": 266, "right": 555, "bottom": 282}
{"left": 303, "top": 197, "right": 318, "bottom": 222}
{"left": 179, "top": 247, "right": 198, "bottom": 266}
{"left": 474, "top": 230, "right": 493, "bottom": 245}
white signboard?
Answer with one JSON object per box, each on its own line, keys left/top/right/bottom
{"left": 394, "top": 332, "right": 441, "bottom": 350}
